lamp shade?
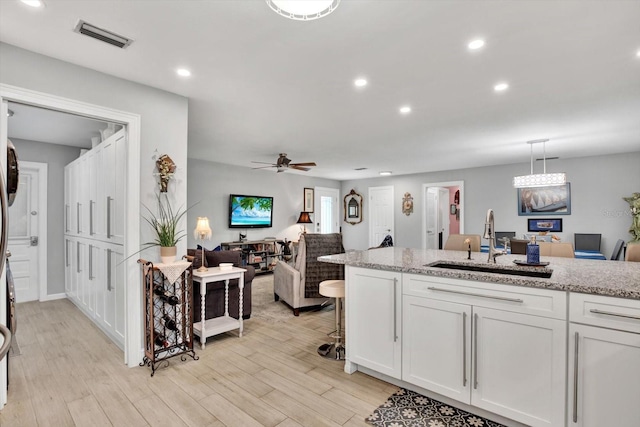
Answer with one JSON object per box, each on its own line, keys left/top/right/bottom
{"left": 296, "top": 211, "right": 312, "bottom": 224}
{"left": 194, "top": 217, "right": 212, "bottom": 240}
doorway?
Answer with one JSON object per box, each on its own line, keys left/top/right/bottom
{"left": 7, "top": 161, "right": 47, "bottom": 302}
{"left": 369, "top": 186, "right": 394, "bottom": 248}
{"left": 422, "top": 181, "right": 464, "bottom": 249}
{"left": 314, "top": 187, "right": 339, "bottom": 233}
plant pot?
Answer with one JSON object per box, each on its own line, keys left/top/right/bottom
{"left": 160, "top": 246, "right": 177, "bottom": 264}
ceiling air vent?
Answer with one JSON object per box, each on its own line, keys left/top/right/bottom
{"left": 73, "top": 20, "right": 133, "bottom": 49}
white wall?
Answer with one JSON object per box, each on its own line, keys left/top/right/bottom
{"left": 186, "top": 159, "right": 340, "bottom": 248}
{"left": 0, "top": 42, "right": 189, "bottom": 269}
{"left": 340, "top": 152, "right": 640, "bottom": 258}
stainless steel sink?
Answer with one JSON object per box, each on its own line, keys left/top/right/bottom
{"left": 428, "top": 261, "right": 553, "bottom": 278}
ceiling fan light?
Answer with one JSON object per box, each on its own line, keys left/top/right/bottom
{"left": 266, "top": 0, "right": 340, "bottom": 21}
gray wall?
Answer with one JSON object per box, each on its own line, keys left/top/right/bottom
{"left": 10, "top": 139, "right": 81, "bottom": 294}
{"left": 340, "top": 152, "right": 640, "bottom": 258}
{"left": 1, "top": 42, "right": 189, "bottom": 296}
{"left": 186, "top": 159, "right": 340, "bottom": 248}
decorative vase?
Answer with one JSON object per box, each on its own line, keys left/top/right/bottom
{"left": 160, "top": 246, "right": 177, "bottom": 264}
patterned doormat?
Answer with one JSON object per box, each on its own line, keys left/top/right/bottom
{"left": 366, "top": 388, "right": 506, "bottom": 427}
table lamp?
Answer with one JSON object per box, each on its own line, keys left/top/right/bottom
{"left": 193, "top": 217, "right": 212, "bottom": 272}
{"left": 296, "top": 211, "right": 312, "bottom": 234}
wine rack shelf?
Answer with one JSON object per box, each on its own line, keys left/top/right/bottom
{"left": 138, "top": 259, "right": 198, "bottom": 376}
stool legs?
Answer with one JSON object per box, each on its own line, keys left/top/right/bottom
{"left": 318, "top": 297, "right": 344, "bottom": 360}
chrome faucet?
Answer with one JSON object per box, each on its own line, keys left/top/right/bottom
{"left": 484, "top": 209, "right": 506, "bottom": 263}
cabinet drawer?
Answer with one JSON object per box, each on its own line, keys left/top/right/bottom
{"left": 569, "top": 293, "right": 640, "bottom": 333}
{"left": 404, "top": 273, "right": 566, "bottom": 320}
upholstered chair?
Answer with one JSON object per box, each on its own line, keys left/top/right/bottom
{"left": 538, "top": 242, "right": 575, "bottom": 258}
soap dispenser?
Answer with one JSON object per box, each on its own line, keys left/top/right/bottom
{"left": 527, "top": 236, "right": 540, "bottom": 265}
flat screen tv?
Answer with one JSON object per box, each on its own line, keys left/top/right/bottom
{"left": 229, "top": 194, "right": 273, "bottom": 228}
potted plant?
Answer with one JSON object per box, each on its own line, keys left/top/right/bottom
{"left": 143, "top": 193, "right": 189, "bottom": 263}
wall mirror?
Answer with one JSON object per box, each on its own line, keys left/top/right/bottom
{"left": 344, "top": 189, "right": 363, "bottom": 225}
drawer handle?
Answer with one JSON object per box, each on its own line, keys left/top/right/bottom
{"left": 462, "top": 311, "right": 467, "bottom": 387}
{"left": 589, "top": 308, "right": 640, "bottom": 321}
{"left": 393, "top": 278, "right": 398, "bottom": 342}
{"left": 473, "top": 313, "right": 479, "bottom": 389}
{"left": 427, "top": 287, "right": 524, "bottom": 304}
{"left": 573, "top": 332, "right": 579, "bottom": 423}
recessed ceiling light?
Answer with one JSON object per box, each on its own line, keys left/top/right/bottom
{"left": 354, "top": 78, "right": 368, "bottom": 87}
{"left": 468, "top": 39, "right": 485, "bottom": 50}
{"left": 176, "top": 68, "right": 191, "bottom": 77}
{"left": 494, "top": 82, "right": 509, "bottom": 92}
{"left": 20, "top": 0, "right": 44, "bottom": 7}
{"left": 379, "top": 171, "right": 392, "bottom": 176}
{"left": 636, "top": 49, "right": 640, "bottom": 58}
{"left": 399, "top": 106, "right": 412, "bottom": 114}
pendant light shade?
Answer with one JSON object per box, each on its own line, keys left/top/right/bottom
{"left": 513, "top": 139, "right": 566, "bottom": 188}
{"left": 266, "top": 0, "right": 340, "bottom": 21}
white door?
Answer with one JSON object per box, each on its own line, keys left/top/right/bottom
{"left": 423, "top": 181, "right": 464, "bottom": 249}
{"left": 438, "top": 187, "right": 450, "bottom": 248}
{"left": 368, "top": 186, "right": 394, "bottom": 248}
{"left": 568, "top": 324, "right": 640, "bottom": 427}
{"left": 314, "top": 187, "right": 339, "bottom": 233}
{"left": 7, "top": 162, "right": 47, "bottom": 302}
{"left": 425, "top": 188, "right": 438, "bottom": 249}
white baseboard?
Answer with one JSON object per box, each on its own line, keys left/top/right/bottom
{"left": 40, "top": 292, "right": 67, "bottom": 301}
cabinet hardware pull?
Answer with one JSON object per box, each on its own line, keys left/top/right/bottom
{"left": 65, "top": 240, "right": 70, "bottom": 267}
{"left": 107, "top": 248, "right": 112, "bottom": 291}
{"left": 393, "top": 278, "right": 398, "bottom": 342}
{"left": 463, "top": 311, "right": 467, "bottom": 387}
{"left": 427, "top": 287, "right": 524, "bottom": 303}
{"left": 77, "top": 202, "right": 81, "bottom": 234}
{"left": 89, "top": 245, "right": 93, "bottom": 279}
{"left": 473, "top": 313, "right": 479, "bottom": 390}
{"left": 65, "top": 204, "right": 70, "bottom": 232}
{"left": 89, "top": 200, "right": 94, "bottom": 236}
{"left": 76, "top": 241, "right": 81, "bottom": 273}
{"left": 106, "top": 197, "right": 112, "bottom": 238}
{"left": 573, "top": 331, "right": 579, "bottom": 423}
{"left": 589, "top": 308, "right": 640, "bottom": 321}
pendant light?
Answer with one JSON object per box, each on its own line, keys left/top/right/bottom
{"left": 513, "top": 139, "right": 566, "bottom": 188}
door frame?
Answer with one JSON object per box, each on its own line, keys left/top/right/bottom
{"left": 10, "top": 161, "right": 49, "bottom": 301}
{"left": 422, "top": 181, "right": 464, "bottom": 249}
{"left": 368, "top": 185, "right": 394, "bottom": 248}
{"left": 314, "top": 186, "right": 340, "bottom": 234}
{"left": 0, "top": 84, "right": 141, "bottom": 371}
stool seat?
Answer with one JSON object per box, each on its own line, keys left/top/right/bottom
{"left": 319, "top": 280, "right": 345, "bottom": 299}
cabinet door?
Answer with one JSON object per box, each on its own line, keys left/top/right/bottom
{"left": 64, "top": 165, "right": 71, "bottom": 235}
{"left": 67, "top": 161, "right": 78, "bottom": 236}
{"left": 472, "top": 307, "right": 566, "bottom": 427}
{"left": 77, "top": 155, "right": 89, "bottom": 236}
{"left": 112, "top": 131, "right": 126, "bottom": 244}
{"left": 101, "top": 130, "right": 125, "bottom": 245}
{"left": 346, "top": 266, "right": 402, "bottom": 379}
{"left": 101, "top": 244, "right": 125, "bottom": 349}
{"left": 76, "top": 239, "right": 88, "bottom": 311}
{"left": 568, "top": 324, "right": 640, "bottom": 427}
{"left": 64, "top": 237, "right": 72, "bottom": 294}
{"left": 402, "top": 296, "right": 471, "bottom": 404}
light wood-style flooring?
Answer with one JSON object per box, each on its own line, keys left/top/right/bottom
{"left": 1, "top": 294, "right": 397, "bottom": 426}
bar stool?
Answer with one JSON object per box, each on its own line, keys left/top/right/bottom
{"left": 317, "top": 279, "right": 345, "bottom": 360}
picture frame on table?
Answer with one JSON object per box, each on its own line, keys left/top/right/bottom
{"left": 303, "top": 188, "right": 314, "bottom": 212}
{"left": 527, "top": 218, "right": 563, "bottom": 232}
{"left": 517, "top": 183, "right": 571, "bottom": 216}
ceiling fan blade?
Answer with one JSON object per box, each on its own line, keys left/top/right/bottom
{"left": 251, "top": 165, "right": 276, "bottom": 170}
{"left": 251, "top": 161, "right": 276, "bottom": 165}
{"left": 291, "top": 162, "right": 316, "bottom": 167}
{"left": 290, "top": 165, "right": 311, "bottom": 171}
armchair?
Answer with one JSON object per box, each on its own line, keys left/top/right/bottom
{"left": 273, "top": 233, "right": 345, "bottom": 316}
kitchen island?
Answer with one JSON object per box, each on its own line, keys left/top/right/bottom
{"left": 319, "top": 247, "right": 640, "bottom": 427}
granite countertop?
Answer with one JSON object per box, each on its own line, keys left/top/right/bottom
{"left": 319, "top": 247, "right": 640, "bottom": 300}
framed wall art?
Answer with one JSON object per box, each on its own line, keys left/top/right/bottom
{"left": 517, "top": 183, "right": 571, "bottom": 216}
{"left": 303, "top": 187, "right": 314, "bottom": 212}
{"left": 527, "top": 218, "right": 563, "bottom": 232}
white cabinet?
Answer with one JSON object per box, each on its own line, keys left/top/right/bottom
{"left": 568, "top": 294, "right": 640, "bottom": 427}
{"left": 401, "top": 274, "right": 566, "bottom": 427}
{"left": 346, "top": 266, "right": 402, "bottom": 379}
{"left": 98, "top": 243, "right": 125, "bottom": 348}
{"left": 100, "top": 130, "right": 125, "bottom": 245}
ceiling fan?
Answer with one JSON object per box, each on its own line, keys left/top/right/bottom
{"left": 251, "top": 153, "right": 317, "bottom": 173}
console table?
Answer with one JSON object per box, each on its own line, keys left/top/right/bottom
{"left": 221, "top": 239, "right": 285, "bottom": 273}
{"left": 192, "top": 266, "right": 246, "bottom": 349}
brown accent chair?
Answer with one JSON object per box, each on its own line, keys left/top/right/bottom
{"left": 186, "top": 249, "right": 255, "bottom": 320}
{"left": 444, "top": 234, "right": 482, "bottom": 252}
{"left": 625, "top": 243, "right": 640, "bottom": 262}
{"left": 538, "top": 242, "right": 575, "bottom": 258}
{"left": 273, "top": 233, "right": 345, "bottom": 316}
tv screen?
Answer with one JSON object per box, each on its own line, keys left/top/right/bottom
{"left": 229, "top": 195, "right": 273, "bottom": 228}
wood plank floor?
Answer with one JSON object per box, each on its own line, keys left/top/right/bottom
{"left": 1, "top": 290, "right": 397, "bottom": 426}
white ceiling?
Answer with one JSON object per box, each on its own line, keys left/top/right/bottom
{"left": 1, "top": 0, "right": 639, "bottom": 180}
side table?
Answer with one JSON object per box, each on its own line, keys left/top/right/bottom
{"left": 192, "top": 266, "right": 246, "bottom": 349}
